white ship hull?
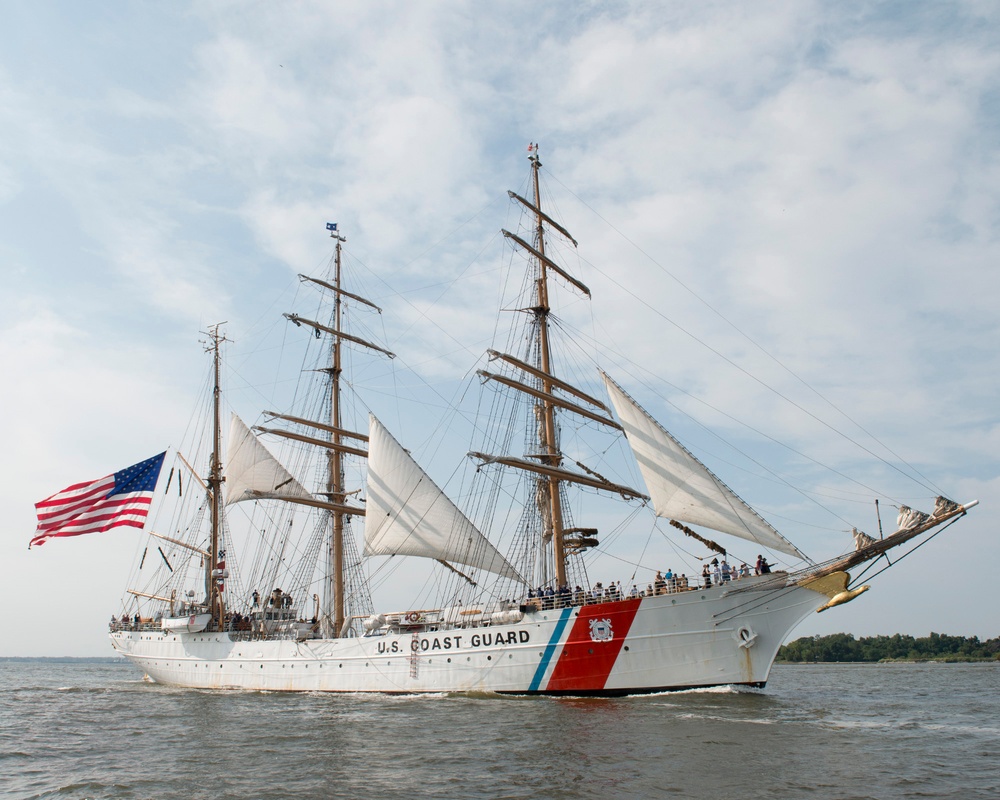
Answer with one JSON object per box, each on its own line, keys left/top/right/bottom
{"left": 111, "top": 577, "right": 828, "bottom": 695}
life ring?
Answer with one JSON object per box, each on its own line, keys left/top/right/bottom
{"left": 406, "top": 612, "right": 420, "bottom": 622}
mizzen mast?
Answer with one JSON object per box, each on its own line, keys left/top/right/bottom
{"left": 205, "top": 323, "right": 228, "bottom": 631}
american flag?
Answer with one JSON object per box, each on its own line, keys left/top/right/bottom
{"left": 30, "top": 452, "right": 166, "bottom": 548}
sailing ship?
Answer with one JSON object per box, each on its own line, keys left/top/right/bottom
{"left": 109, "top": 147, "right": 977, "bottom": 695}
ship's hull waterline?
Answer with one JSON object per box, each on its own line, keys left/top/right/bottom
{"left": 111, "top": 578, "right": 828, "bottom": 695}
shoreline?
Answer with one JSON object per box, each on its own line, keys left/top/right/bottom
{"left": 0, "top": 656, "right": 123, "bottom": 663}
{"left": 775, "top": 658, "right": 998, "bottom": 664}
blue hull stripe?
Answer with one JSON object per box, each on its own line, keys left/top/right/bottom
{"left": 528, "top": 607, "right": 573, "bottom": 691}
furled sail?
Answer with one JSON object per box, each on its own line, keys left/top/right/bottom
{"left": 601, "top": 373, "right": 807, "bottom": 560}
{"left": 364, "top": 415, "right": 522, "bottom": 580}
{"left": 225, "top": 414, "right": 314, "bottom": 505}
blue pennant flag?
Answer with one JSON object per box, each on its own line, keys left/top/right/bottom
{"left": 326, "top": 222, "right": 338, "bottom": 232}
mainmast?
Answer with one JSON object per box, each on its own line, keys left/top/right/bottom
{"left": 329, "top": 230, "right": 347, "bottom": 635}
{"left": 277, "top": 224, "right": 394, "bottom": 638}
{"left": 205, "top": 323, "right": 228, "bottom": 630}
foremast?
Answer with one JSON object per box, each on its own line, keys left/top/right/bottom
{"left": 529, "top": 148, "right": 568, "bottom": 587}
{"left": 472, "top": 145, "right": 646, "bottom": 590}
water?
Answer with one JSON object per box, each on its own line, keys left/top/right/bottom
{"left": 2, "top": 659, "right": 998, "bottom": 800}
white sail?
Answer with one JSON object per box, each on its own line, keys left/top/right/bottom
{"left": 601, "top": 373, "right": 807, "bottom": 560}
{"left": 225, "top": 414, "right": 314, "bottom": 505}
{"left": 364, "top": 414, "right": 522, "bottom": 580}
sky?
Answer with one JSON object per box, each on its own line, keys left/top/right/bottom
{"left": 2, "top": 1, "right": 998, "bottom": 657}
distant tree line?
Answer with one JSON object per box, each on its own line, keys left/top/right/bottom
{"left": 777, "top": 632, "right": 1000, "bottom": 662}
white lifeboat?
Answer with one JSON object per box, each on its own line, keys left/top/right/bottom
{"left": 161, "top": 613, "right": 213, "bottom": 633}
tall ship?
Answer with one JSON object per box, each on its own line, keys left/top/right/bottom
{"left": 105, "top": 147, "right": 976, "bottom": 695}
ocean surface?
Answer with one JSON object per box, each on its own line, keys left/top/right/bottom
{"left": 2, "top": 659, "right": 997, "bottom": 800}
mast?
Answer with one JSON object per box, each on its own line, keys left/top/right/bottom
{"left": 470, "top": 146, "right": 644, "bottom": 586}
{"left": 528, "top": 145, "right": 569, "bottom": 588}
{"left": 272, "top": 225, "right": 392, "bottom": 638}
{"left": 205, "top": 323, "right": 227, "bottom": 630}
{"left": 329, "top": 229, "right": 347, "bottom": 635}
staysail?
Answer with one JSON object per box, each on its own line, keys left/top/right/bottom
{"left": 364, "top": 415, "right": 522, "bottom": 581}
{"left": 224, "top": 414, "right": 314, "bottom": 505}
{"left": 601, "top": 373, "right": 807, "bottom": 560}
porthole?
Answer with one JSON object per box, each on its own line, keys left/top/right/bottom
{"left": 487, "top": 655, "right": 492, "bottom": 661}
{"left": 624, "top": 646, "right": 630, "bottom": 652}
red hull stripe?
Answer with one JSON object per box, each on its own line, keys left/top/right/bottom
{"left": 546, "top": 598, "right": 642, "bottom": 691}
